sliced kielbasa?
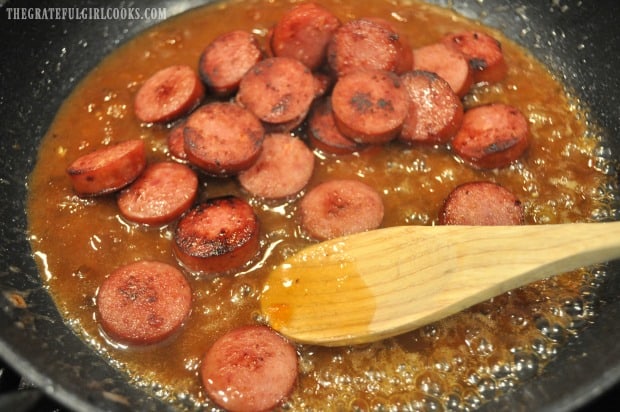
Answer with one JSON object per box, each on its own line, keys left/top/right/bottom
{"left": 271, "top": 2, "right": 341, "bottom": 70}
{"left": 134, "top": 65, "right": 205, "bottom": 123}
{"left": 117, "top": 162, "right": 198, "bottom": 225}
{"left": 66, "top": 139, "right": 147, "bottom": 197}
{"left": 307, "top": 98, "right": 362, "bottom": 154}
{"left": 260, "top": 112, "right": 306, "bottom": 134}
{"left": 238, "top": 133, "right": 315, "bottom": 199}
{"left": 412, "top": 42, "right": 474, "bottom": 97}
{"left": 438, "top": 181, "right": 524, "bottom": 225}
{"left": 237, "top": 57, "right": 316, "bottom": 128}
{"left": 167, "top": 121, "right": 188, "bottom": 161}
{"left": 300, "top": 179, "right": 384, "bottom": 240}
{"left": 442, "top": 31, "right": 508, "bottom": 84}
{"left": 199, "top": 30, "right": 263, "bottom": 96}
{"left": 184, "top": 102, "right": 264, "bottom": 176}
{"left": 399, "top": 70, "right": 464, "bottom": 145}
{"left": 96, "top": 260, "right": 192, "bottom": 346}
{"left": 173, "top": 196, "right": 260, "bottom": 274}
{"left": 451, "top": 103, "right": 529, "bottom": 169}
{"left": 327, "top": 18, "right": 413, "bottom": 77}
{"left": 331, "top": 70, "right": 409, "bottom": 144}
{"left": 201, "top": 325, "right": 298, "bottom": 412}
{"left": 313, "top": 71, "right": 335, "bottom": 98}
{"left": 263, "top": 26, "right": 275, "bottom": 58}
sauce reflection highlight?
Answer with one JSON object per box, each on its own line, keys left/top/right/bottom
{"left": 262, "top": 241, "right": 376, "bottom": 345}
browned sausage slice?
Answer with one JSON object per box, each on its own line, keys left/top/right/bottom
{"left": 237, "top": 57, "right": 316, "bottom": 127}
{"left": 412, "top": 42, "right": 474, "bottom": 97}
{"left": 399, "top": 70, "right": 464, "bottom": 145}
{"left": 300, "top": 179, "right": 384, "bottom": 240}
{"left": 134, "top": 65, "right": 205, "bottom": 123}
{"left": 327, "top": 18, "right": 413, "bottom": 77}
{"left": 173, "top": 196, "right": 260, "bottom": 274}
{"left": 366, "top": 17, "right": 415, "bottom": 75}
{"left": 96, "top": 260, "right": 192, "bottom": 345}
{"left": 167, "top": 121, "right": 188, "bottom": 161}
{"left": 307, "top": 98, "right": 362, "bottom": 154}
{"left": 184, "top": 102, "right": 264, "bottom": 176}
{"left": 438, "top": 181, "right": 524, "bottom": 225}
{"left": 199, "top": 30, "right": 263, "bottom": 96}
{"left": 201, "top": 325, "right": 298, "bottom": 412}
{"left": 263, "top": 26, "right": 275, "bottom": 58}
{"left": 117, "top": 162, "right": 198, "bottom": 225}
{"left": 331, "top": 70, "right": 409, "bottom": 144}
{"left": 313, "top": 71, "right": 335, "bottom": 98}
{"left": 66, "top": 139, "right": 147, "bottom": 197}
{"left": 238, "top": 133, "right": 315, "bottom": 199}
{"left": 271, "top": 2, "right": 341, "bottom": 70}
{"left": 451, "top": 103, "right": 529, "bottom": 169}
{"left": 261, "top": 112, "right": 306, "bottom": 134}
{"left": 442, "top": 31, "right": 508, "bottom": 84}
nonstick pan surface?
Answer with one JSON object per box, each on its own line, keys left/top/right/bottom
{"left": 1, "top": 0, "right": 619, "bottom": 411}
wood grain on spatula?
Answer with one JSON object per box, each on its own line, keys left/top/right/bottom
{"left": 261, "top": 222, "right": 620, "bottom": 346}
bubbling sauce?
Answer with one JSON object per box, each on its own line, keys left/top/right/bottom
{"left": 27, "top": 0, "right": 615, "bottom": 410}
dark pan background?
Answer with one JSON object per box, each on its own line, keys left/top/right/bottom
{"left": 1, "top": 0, "right": 619, "bottom": 411}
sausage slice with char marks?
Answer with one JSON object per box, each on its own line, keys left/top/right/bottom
{"left": 237, "top": 57, "right": 316, "bottom": 128}
{"left": 271, "top": 2, "right": 341, "bottom": 70}
{"left": 199, "top": 30, "right": 263, "bottom": 96}
{"left": 67, "top": 139, "right": 146, "bottom": 197}
{"left": 442, "top": 31, "right": 508, "bottom": 84}
{"left": 412, "top": 42, "right": 474, "bottom": 97}
{"left": 438, "top": 181, "right": 524, "bottom": 225}
{"left": 173, "top": 196, "right": 260, "bottom": 274}
{"left": 331, "top": 70, "right": 409, "bottom": 144}
{"left": 399, "top": 70, "right": 464, "bottom": 145}
{"left": 300, "top": 179, "right": 384, "bottom": 240}
{"left": 96, "top": 260, "right": 192, "bottom": 346}
{"left": 451, "top": 103, "right": 529, "bottom": 169}
{"left": 201, "top": 325, "right": 298, "bottom": 412}
{"left": 238, "top": 133, "right": 315, "bottom": 199}
{"left": 308, "top": 98, "right": 362, "bottom": 154}
{"left": 184, "top": 102, "right": 264, "bottom": 176}
{"left": 167, "top": 121, "right": 188, "bottom": 162}
{"left": 134, "top": 65, "right": 204, "bottom": 123}
{"left": 327, "top": 18, "right": 413, "bottom": 77}
{"left": 313, "top": 71, "right": 335, "bottom": 98}
{"left": 117, "top": 162, "right": 198, "bottom": 225}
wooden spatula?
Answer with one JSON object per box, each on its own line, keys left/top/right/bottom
{"left": 260, "top": 222, "right": 620, "bottom": 346}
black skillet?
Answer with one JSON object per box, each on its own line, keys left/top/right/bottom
{"left": 1, "top": 0, "right": 619, "bottom": 411}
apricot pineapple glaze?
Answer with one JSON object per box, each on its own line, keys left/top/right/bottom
{"left": 28, "top": 0, "right": 614, "bottom": 410}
